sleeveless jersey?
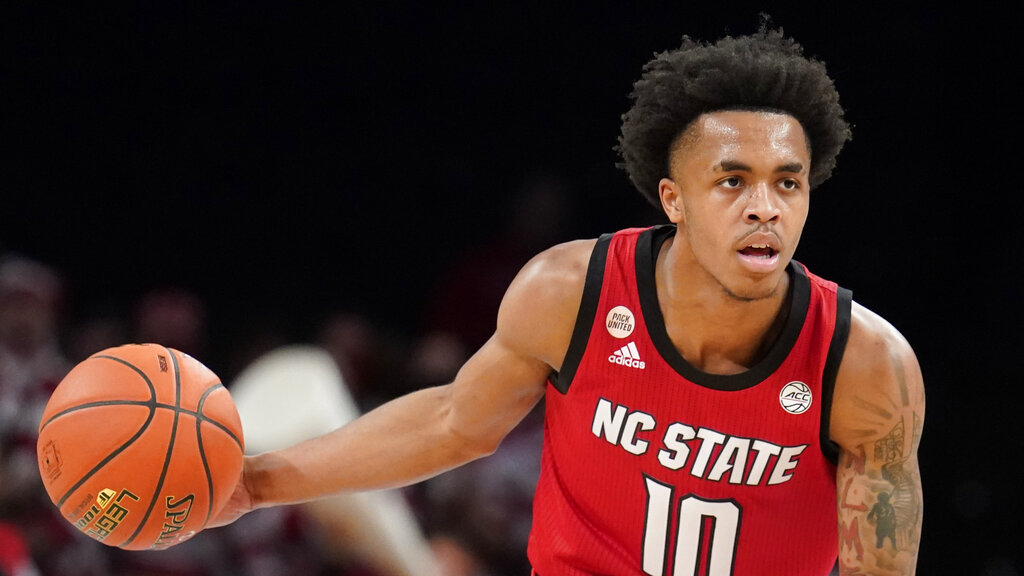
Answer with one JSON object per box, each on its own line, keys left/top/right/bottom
{"left": 527, "top": 226, "right": 852, "bottom": 576}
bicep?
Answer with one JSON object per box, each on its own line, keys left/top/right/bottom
{"left": 444, "top": 333, "right": 549, "bottom": 455}
{"left": 832, "top": 302, "right": 925, "bottom": 572}
{"left": 444, "top": 239, "right": 592, "bottom": 453}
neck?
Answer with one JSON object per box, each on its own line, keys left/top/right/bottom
{"left": 656, "top": 234, "right": 791, "bottom": 375}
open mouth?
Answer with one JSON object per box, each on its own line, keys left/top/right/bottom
{"left": 738, "top": 244, "right": 777, "bottom": 259}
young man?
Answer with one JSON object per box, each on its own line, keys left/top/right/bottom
{"left": 213, "top": 28, "right": 924, "bottom": 575}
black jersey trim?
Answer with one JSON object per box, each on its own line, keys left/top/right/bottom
{"left": 551, "top": 233, "right": 613, "bottom": 394}
{"left": 819, "top": 286, "right": 853, "bottom": 466}
{"left": 636, "top": 225, "right": 811, "bottom": 391}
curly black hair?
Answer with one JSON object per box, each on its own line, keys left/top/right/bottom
{"left": 616, "top": 26, "right": 852, "bottom": 207}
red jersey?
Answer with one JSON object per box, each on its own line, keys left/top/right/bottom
{"left": 527, "top": 226, "right": 851, "bottom": 576}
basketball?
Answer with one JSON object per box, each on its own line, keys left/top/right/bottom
{"left": 36, "top": 343, "right": 244, "bottom": 551}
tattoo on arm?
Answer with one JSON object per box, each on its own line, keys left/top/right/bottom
{"left": 837, "top": 351, "right": 923, "bottom": 575}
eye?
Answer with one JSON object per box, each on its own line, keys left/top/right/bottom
{"left": 720, "top": 176, "right": 743, "bottom": 189}
{"left": 778, "top": 178, "right": 801, "bottom": 191}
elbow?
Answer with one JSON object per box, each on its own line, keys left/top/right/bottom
{"left": 439, "top": 403, "right": 507, "bottom": 463}
{"left": 434, "top": 376, "right": 544, "bottom": 464}
{"left": 470, "top": 432, "right": 504, "bottom": 459}
{"left": 447, "top": 420, "right": 504, "bottom": 462}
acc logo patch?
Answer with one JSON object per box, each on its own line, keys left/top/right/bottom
{"left": 605, "top": 306, "right": 635, "bottom": 338}
{"left": 779, "top": 381, "right": 812, "bottom": 414}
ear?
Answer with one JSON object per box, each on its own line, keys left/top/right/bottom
{"left": 658, "top": 178, "right": 684, "bottom": 224}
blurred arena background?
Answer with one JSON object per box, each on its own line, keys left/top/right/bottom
{"left": 1, "top": 2, "right": 1016, "bottom": 575}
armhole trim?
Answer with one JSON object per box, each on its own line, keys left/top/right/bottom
{"left": 551, "top": 233, "right": 613, "bottom": 394}
{"left": 820, "top": 286, "right": 853, "bottom": 465}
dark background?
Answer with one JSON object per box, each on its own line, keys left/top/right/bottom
{"left": 3, "top": 2, "right": 1017, "bottom": 574}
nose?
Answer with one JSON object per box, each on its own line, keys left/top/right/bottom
{"left": 743, "top": 183, "right": 781, "bottom": 223}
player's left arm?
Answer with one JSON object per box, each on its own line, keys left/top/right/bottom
{"left": 830, "top": 301, "right": 925, "bottom": 575}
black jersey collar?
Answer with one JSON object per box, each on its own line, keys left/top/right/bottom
{"left": 636, "top": 225, "right": 810, "bottom": 391}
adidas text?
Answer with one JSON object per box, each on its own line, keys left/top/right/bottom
{"left": 609, "top": 342, "right": 645, "bottom": 369}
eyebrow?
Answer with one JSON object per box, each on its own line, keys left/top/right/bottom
{"left": 716, "top": 160, "right": 805, "bottom": 174}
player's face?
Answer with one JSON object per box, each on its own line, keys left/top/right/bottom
{"left": 659, "top": 110, "right": 811, "bottom": 301}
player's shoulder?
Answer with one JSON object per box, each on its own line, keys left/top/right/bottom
{"left": 531, "top": 237, "right": 599, "bottom": 270}
{"left": 505, "top": 238, "right": 598, "bottom": 299}
{"left": 831, "top": 300, "right": 925, "bottom": 448}
{"left": 495, "top": 238, "right": 599, "bottom": 369}
{"left": 844, "top": 301, "right": 918, "bottom": 372}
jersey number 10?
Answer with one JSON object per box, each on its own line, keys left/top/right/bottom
{"left": 642, "top": 476, "right": 742, "bottom": 576}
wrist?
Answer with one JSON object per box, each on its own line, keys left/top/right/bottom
{"left": 243, "top": 453, "right": 273, "bottom": 509}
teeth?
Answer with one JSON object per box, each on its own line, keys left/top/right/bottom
{"left": 751, "top": 244, "right": 769, "bottom": 249}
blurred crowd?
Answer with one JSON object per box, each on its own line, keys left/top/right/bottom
{"left": 0, "top": 175, "right": 602, "bottom": 576}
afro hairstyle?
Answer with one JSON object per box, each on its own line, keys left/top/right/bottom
{"left": 616, "top": 25, "right": 852, "bottom": 207}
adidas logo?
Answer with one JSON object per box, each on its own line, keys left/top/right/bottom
{"left": 608, "top": 341, "right": 645, "bottom": 369}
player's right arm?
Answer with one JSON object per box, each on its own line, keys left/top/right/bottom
{"left": 210, "top": 238, "right": 596, "bottom": 526}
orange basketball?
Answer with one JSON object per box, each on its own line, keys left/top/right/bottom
{"left": 36, "top": 343, "right": 244, "bottom": 550}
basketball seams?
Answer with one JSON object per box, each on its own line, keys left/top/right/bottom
{"left": 42, "top": 401, "right": 228, "bottom": 432}
{"left": 196, "top": 383, "right": 218, "bottom": 524}
{"left": 92, "top": 354, "right": 159, "bottom": 397}
{"left": 54, "top": 355, "right": 160, "bottom": 509}
{"left": 119, "top": 346, "right": 182, "bottom": 549}
{"left": 196, "top": 384, "right": 244, "bottom": 448}
{"left": 55, "top": 406, "right": 157, "bottom": 509}
{"left": 42, "top": 354, "right": 160, "bottom": 432}
{"left": 40, "top": 400, "right": 153, "bottom": 432}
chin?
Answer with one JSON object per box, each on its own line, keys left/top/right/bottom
{"left": 720, "top": 273, "right": 785, "bottom": 303}
{"left": 722, "top": 286, "right": 775, "bottom": 303}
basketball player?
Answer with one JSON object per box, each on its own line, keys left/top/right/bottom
{"left": 212, "top": 27, "right": 924, "bottom": 575}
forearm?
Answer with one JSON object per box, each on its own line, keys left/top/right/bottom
{"left": 246, "top": 384, "right": 490, "bottom": 507}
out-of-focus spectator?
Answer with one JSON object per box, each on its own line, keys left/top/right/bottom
{"left": 133, "top": 287, "right": 209, "bottom": 359}
{"left": 0, "top": 442, "right": 41, "bottom": 576}
{"left": 0, "top": 254, "right": 67, "bottom": 497}
{"left": 405, "top": 332, "right": 465, "bottom": 392}
{"left": 421, "top": 172, "right": 576, "bottom": 353}
{"left": 66, "top": 306, "right": 129, "bottom": 363}
{"left": 0, "top": 254, "right": 112, "bottom": 576}
{"left": 0, "top": 523, "right": 39, "bottom": 576}
{"left": 317, "top": 311, "right": 387, "bottom": 411}
{"left": 0, "top": 256, "right": 69, "bottom": 423}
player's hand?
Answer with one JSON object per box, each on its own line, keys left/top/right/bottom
{"left": 207, "top": 455, "right": 257, "bottom": 528}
